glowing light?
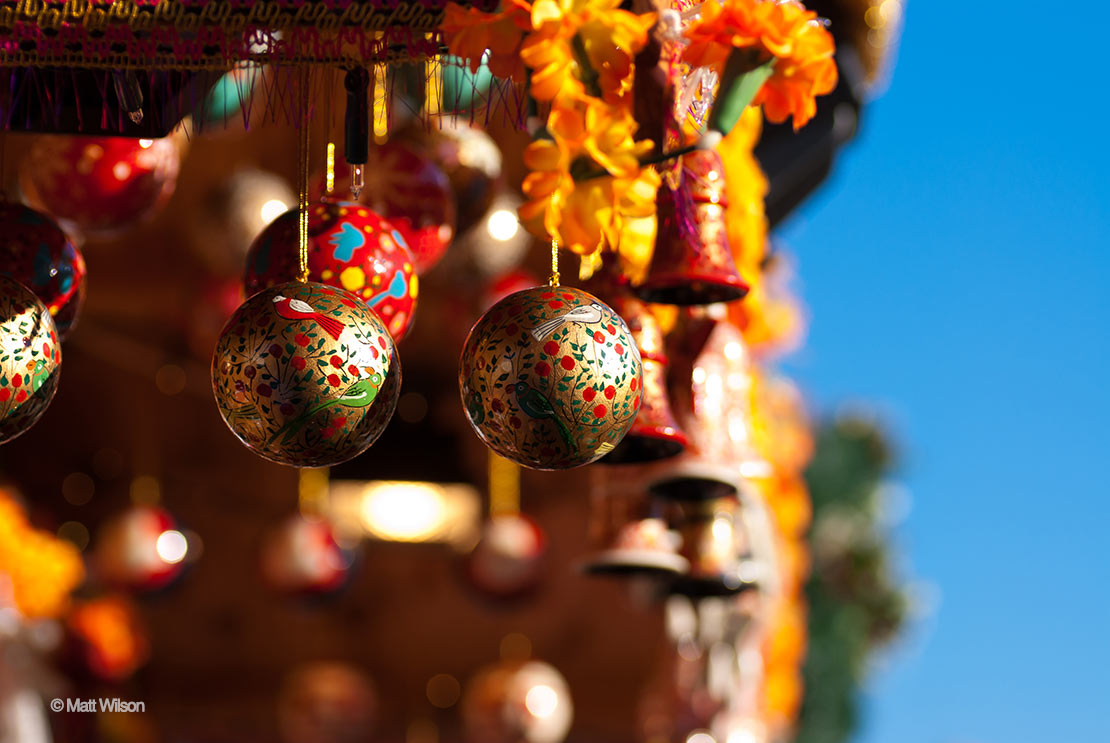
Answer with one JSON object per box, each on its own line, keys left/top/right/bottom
{"left": 487, "top": 209, "right": 520, "bottom": 242}
{"left": 112, "top": 162, "right": 132, "bottom": 181}
{"left": 692, "top": 366, "right": 707, "bottom": 385}
{"left": 138, "top": 139, "right": 154, "bottom": 149}
{"left": 686, "top": 733, "right": 716, "bottom": 743}
{"left": 260, "top": 199, "right": 289, "bottom": 225}
{"left": 723, "top": 341, "right": 743, "bottom": 361}
{"left": 524, "top": 684, "right": 559, "bottom": 719}
{"left": 360, "top": 482, "right": 447, "bottom": 542}
{"left": 155, "top": 530, "right": 188, "bottom": 564}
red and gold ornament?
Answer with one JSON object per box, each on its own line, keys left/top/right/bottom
{"left": 459, "top": 286, "right": 643, "bottom": 470}
{"left": 260, "top": 514, "right": 354, "bottom": 596}
{"left": 0, "top": 202, "right": 86, "bottom": 338}
{"left": 244, "top": 201, "right": 418, "bottom": 341}
{"left": 21, "top": 134, "right": 181, "bottom": 237}
{"left": 93, "top": 505, "right": 186, "bottom": 592}
{"left": 0, "top": 276, "right": 61, "bottom": 444}
{"left": 211, "top": 281, "right": 401, "bottom": 467}
{"left": 466, "top": 513, "right": 546, "bottom": 598}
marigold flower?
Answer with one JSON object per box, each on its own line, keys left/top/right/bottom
{"left": 442, "top": 0, "right": 533, "bottom": 83}
{"left": 683, "top": 0, "right": 838, "bottom": 129}
{"left": 520, "top": 0, "right": 655, "bottom": 103}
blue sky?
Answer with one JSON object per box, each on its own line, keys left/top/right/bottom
{"left": 777, "top": 2, "right": 1110, "bottom": 742}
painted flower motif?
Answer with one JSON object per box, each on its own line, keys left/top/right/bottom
{"left": 560, "top": 355, "right": 575, "bottom": 370}
{"left": 544, "top": 341, "right": 560, "bottom": 355}
{"left": 682, "top": 0, "right": 837, "bottom": 130}
{"left": 327, "top": 374, "right": 341, "bottom": 387}
{"left": 535, "top": 361, "right": 551, "bottom": 377}
{"left": 291, "top": 356, "right": 307, "bottom": 370}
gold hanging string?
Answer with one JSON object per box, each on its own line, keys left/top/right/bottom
{"left": 372, "top": 56, "right": 388, "bottom": 143}
{"left": 488, "top": 452, "right": 520, "bottom": 517}
{"left": 549, "top": 237, "right": 560, "bottom": 287}
{"left": 298, "top": 468, "right": 330, "bottom": 520}
{"left": 424, "top": 43, "right": 440, "bottom": 120}
{"left": 326, "top": 141, "right": 336, "bottom": 196}
{"left": 297, "top": 65, "right": 311, "bottom": 282}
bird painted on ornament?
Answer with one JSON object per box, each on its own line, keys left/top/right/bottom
{"left": 272, "top": 295, "right": 346, "bottom": 340}
{"left": 28, "top": 359, "right": 51, "bottom": 394}
{"left": 512, "top": 382, "right": 574, "bottom": 453}
{"left": 367, "top": 270, "right": 409, "bottom": 309}
{"left": 268, "top": 375, "right": 384, "bottom": 447}
{"left": 467, "top": 391, "right": 485, "bottom": 426}
{"left": 529, "top": 304, "right": 605, "bottom": 341}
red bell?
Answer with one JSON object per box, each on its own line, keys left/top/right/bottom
{"left": 602, "top": 292, "right": 689, "bottom": 463}
{"left": 636, "top": 150, "right": 748, "bottom": 306}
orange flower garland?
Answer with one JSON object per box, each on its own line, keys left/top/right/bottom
{"left": 441, "top": 0, "right": 532, "bottom": 83}
{"left": 684, "top": 0, "right": 838, "bottom": 129}
{"left": 0, "top": 488, "right": 84, "bottom": 619}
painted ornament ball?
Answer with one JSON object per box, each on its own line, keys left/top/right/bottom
{"left": 244, "top": 202, "right": 418, "bottom": 341}
{"left": 212, "top": 281, "right": 401, "bottom": 467}
{"left": 0, "top": 202, "right": 86, "bottom": 338}
{"left": 459, "top": 286, "right": 643, "bottom": 470}
{"left": 0, "top": 276, "right": 61, "bottom": 445}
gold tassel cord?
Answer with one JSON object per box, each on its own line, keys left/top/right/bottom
{"left": 297, "top": 66, "right": 311, "bottom": 283}
{"left": 488, "top": 452, "right": 521, "bottom": 517}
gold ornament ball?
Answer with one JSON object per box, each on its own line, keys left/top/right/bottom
{"left": 212, "top": 281, "right": 401, "bottom": 467}
{"left": 0, "top": 276, "right": 62, "bottom": 445}
{"left": 459, "top": 286, "right": 643, "bottom": 470}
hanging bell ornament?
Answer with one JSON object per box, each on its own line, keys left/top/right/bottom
{"left": 0, "top": 202, "right": 86, "bottom": 338}
{"left": 0, "top": 276, "right": 61, "bottom": 445}
{"left": 243, "top": 201, "right": 418, "bottom": 341}
{"left": 666, "top": 496, "right": 756, "bottom": 598}
{"left": 636, "top": 150, "right": 748, "bottom": 305}
{"left": 582, "top": 468, "right": 687, "bottom": 577}
{"left": 211, "top": 281, "right": 401, "bottom": 467}
{"left": 459, "top": 286, "right": 643, "bottom": 470}
{"left": 599, "top": 292, "right": 688, "bottom": 464}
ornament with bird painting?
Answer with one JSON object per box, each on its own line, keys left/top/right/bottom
{"left": 212, "top": 281, "right": 400, "bottom": 467}
{"left": 459, "top": 286, "right": 644, "bottom": 470}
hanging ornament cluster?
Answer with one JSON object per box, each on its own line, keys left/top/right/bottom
{"left": 244, "top": 200, "right": 418, "bottom": 341}
{"left": 0, "top": 276, "right": 62, "bottom": 445}
{"left": 459, "top": 281, "right": 644, "bottom": 470}
{"left": 0, "top": 202, "right": 87, "bottom": 338}
{"left": 212, "top": 281, "right": 401, "bottom": 467}
{"left": 21, "top": 134, "right": 182, "bottom": 237}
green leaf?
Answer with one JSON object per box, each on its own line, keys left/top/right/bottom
{"left": 708, "top": 54, "right": 776, "bottom": 137}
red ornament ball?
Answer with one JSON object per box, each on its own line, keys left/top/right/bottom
{"left": 21, "top": 134, "right": 181, "bottom": 237}
{"left": 316, "top": 141, "right": 456, "bottom": 275}
{"left": 0, "top": 201, "right": 86, "bottom": 337}
{"left": 244, "top": 201, "right": 418, "bottom": 341}
{"left": 0, "top": 276, "right": 61, "bottom": 445}
{"left": 212, "top": 281, "right": 401, "bottom": 467}
{"left": 459, "top": 286, "right": 644, "bottom": 470}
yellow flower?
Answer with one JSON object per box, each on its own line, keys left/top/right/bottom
{"left": 520, "top": 0, "right": 655, "bottom": 103}
{"left": 442, "top": 1, "right": 533, "bottom": 83}
{"left": 519, "top": 97, "right": 658, "bottom": 256}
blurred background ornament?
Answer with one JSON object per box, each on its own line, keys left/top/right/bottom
{"left": 188, "top": 168, "right": 294, "bottom": 278}
{"left": 649, "top": 314, "right": 769, "bottom": 501}
{"left": 260, "top": 514, "right": 355, "bottom": 597}
{"left": 0, "top": 486, "right": 84, "bottom": 618}
{"left": 462, "top": 659, "right": 573, "bottom": 743}
{"left": 93, "top": 504, "right": 188, "bottom": 592}
{"left": 277, "top": 662, "right": 377, "bottom": 743}
{"left": 583, "top": 467, "right": 687, "bottom": 577}
{"left": 459, "top": 286, "right": 643, "bottom": 470}
{"left": 211, "top": 281, "right": 401, "bottom": 467}
{"left": 0, "top": 276, "right": 61, "bottom": 445}
{"left": 465, "top": 513, "right": 546, "bottom": 598}
{"left": 244, "top": 201, "right": 418, "bottom": 341}
{"left": 637, "top": 151, "right": 748, "bottom": 306}
{"left": 316, "top": 141, "right": 456, "bottom": 276}
{"left": 0, "top": 201, "right": 86, "bottom": 338}
{"left": 666, "top": 497, "right": 758, "bottom": 598}
{"left": 418, "top": 119, "right": 504, "bottom": 237}
{"left": 21, "top": 134, "right": 182, "bottom": 238}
